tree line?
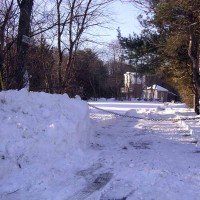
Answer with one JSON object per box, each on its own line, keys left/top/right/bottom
{"left": 119, "top": 0, "right": 200, "bottom": 114}
{"left": 1, "top": 0, "right": 131, "bottom": 99}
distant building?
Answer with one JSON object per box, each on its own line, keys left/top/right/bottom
{"left": 121, "top": 72, "right": 145, "bottom": 99}
{"left": 121, "top": 72, "right": 177, "bottom": 102}
{"left": 143, "top": 84, "right": 177, "bottom": 102}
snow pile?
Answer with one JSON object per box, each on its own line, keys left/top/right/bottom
{"left": 125, "top": 109, "right": 147, "bottom": 120}
{"left": 125, "top": 103, "right": 179, "bottom": 121}
{"left": 0, "top": 89, "right": 92, "bottom": 197}
{"left": 1, "top": 94, "right": 199, "bottom": 200}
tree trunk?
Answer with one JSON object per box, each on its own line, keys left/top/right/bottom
{"left": 14, "top": 0, "right": 34, "bottom": 89}
{"left": 56, "top": 0, "right": 63, "bottom": 93}
{"left": 188, "top": 33, "right": 200, "bottom": 114}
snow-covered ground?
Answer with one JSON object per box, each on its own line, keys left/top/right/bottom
{"left": 1, "top": 90, "right": 200, "bottom": 200}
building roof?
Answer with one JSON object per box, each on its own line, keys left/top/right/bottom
{"left": 147, "top": 84, "right": 168, "bottom": 92}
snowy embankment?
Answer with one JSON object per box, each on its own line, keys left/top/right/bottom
{"left": 1, "top": 90, "right": 200, "bottom": 200}
{"left": 0, "top": 90, "right": 92, "bottom": 199}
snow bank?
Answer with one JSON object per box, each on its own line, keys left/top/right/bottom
{"left": 0, "top": 89, "right": 92, "bottom": 196}
{"left": 124, "top": 103, "right": 182, "bottom": 121}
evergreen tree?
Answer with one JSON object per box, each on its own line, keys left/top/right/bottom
{"left": 148, "top": 0, "right": 200, "bottom": 113}
{"left": 118, "top": 32, "right": 161, "bottom": 76}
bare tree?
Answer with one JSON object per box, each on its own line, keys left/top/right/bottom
{"left": 55, "top": 0, "right": 114, "bottom": 93}
{"left": 55, "top": 0, "right": 70, "bottom": 91}
{"left": 0, "top": 0, "right": 15, "bottom": 89}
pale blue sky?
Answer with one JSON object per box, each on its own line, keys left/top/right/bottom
{"left": 82, "top": 1, "right": 145, "bottom": 49}
{"left": 102, "top": 1, "right": 144, "bottom": 42}
{"left": 113, "top": 2, "right": 143, "bottom": 35}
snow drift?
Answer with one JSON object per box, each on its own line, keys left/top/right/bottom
{"left": 0, "top": 89, "right": 92, "bottom": 198}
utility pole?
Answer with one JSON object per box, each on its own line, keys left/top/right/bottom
{"left": 14, "top": 0, "right": 34, "bottom": 89}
